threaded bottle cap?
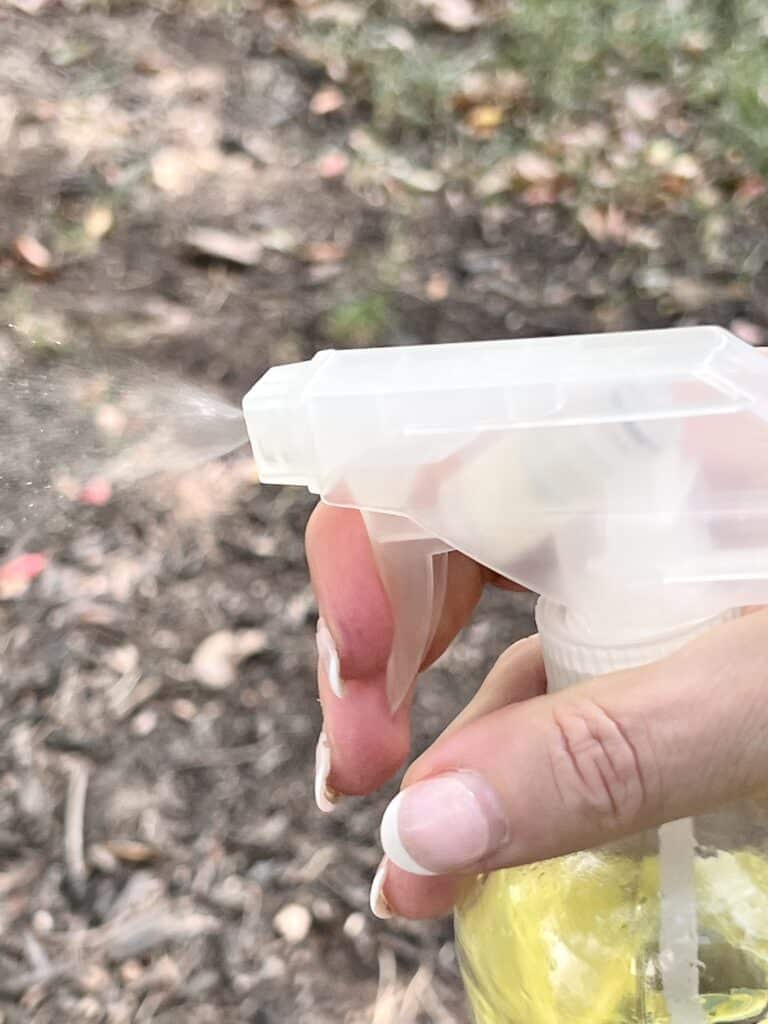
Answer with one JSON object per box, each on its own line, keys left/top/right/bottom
{"left": 535, "top": 598, "right": 739, "bottom": 690}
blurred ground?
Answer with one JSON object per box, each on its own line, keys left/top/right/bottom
{"left": 2, "top": 0, "right": 768, "bottom": 1021}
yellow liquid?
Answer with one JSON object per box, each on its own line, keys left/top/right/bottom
{"left": 455, "top": 849, "right": 768, "bottom": 1024}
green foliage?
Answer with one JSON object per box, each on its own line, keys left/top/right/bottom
{"left": 366, "top": 40, "right": 462, "bottom": 136}
{"left": 695, "top": 28, "right": 768, "bottom": 163}
{"left": 68, "top": 0, "right": 260, "bottom": 13}
{"left": 321, "top": 293, "right": 392, "bottom": 346}
{"left": 303, "top": 17, "right": 484, "bottom": 140}
{"left": 496, "top": 0, "right": 768, "bottom": 170}
{"left": 301, "top": 0, "right": 768, "bottom": 174}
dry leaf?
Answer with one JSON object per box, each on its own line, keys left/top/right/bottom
{"left": 0, "top": 553, "right": 48, "bottom": 600}
{"left": 259, "top": 227, "right": 301, "bottom": 253}
{"left": 241, "top": 131, "right": 282, "bottom": 165}
{"left": 0, "top": 97, "right": 17, "bottom": 149}
{"left": 299, "top": 241, "right": 347, "bottom": 263}
{"left": 425, "top": 271, "right": 450, "bottom": 301}
{"left": 590, "top": 164, "right": 617, "bottom": 189}
{"left": 734, "top": 175, "right": 766, "bottom": 204}
{"left": 302, "top": 2, "right": 365, "bottom": 26}
{"left": 83, "top": 205, "right": 114, "bottom": 241}
{"left": 309, "top": 86, "right": 345, "bottom": 116}
{"left": 474, "top": 157, "right": 516, "bottom": 198}
{"left": 192, "top": 629, "right": 268, "bottom": 690}
{"left": 388, "top": 162, "right": 444, "bottom": 193}
{"left": 13, "top": 234, "right": 52, "bottom": 272}
{"left": 494, "top": 68, "right": 528, "bottom": 102}
{"left": 513, "top": 151, "right": 559, "bottom": 184}
{"left": 466, "top": 105, "right": 505, "bottom": 133}
{"left": 454, "top": 69, "right": 527, "bottom": 109}
{"left": 625, "top": 224, "right": 662, "bottom": 250}
{"left": 106, "top": 840, "right": 159, "bottom": 864}
{"left": 667, "top": 153, "right": 701, "bottom": 181}
{"left": 645, "top": 139, "right": 676, "bottom": 168}
{"left": 558, "top": 122, "right": 609, "bottom": 152}
{"left": 132, "top": 49, "right": 169, "bottom": 75}
{"left": 347, "top": 127, "right": 377, "bottom": 156}
{"left": 184, "top": 227, "right": 263, "bottom": 267}
{"left": 421, "top": 0, "right": 482, "bottom": 31}
{"left": 522, "top": 183, "right": 559, "bottom": 206}
{"left": 9, "top": 0, "right": 50, "bottom": 12}
{"left": 578, "top": 205, "right": 627, "bottom": 242}
{"left": 381, "top": 26, "right": 415, "bottom": 51}
{"left": 668, "top": 277, "right": 713, "bottom": 312}
{"left": 682, "top": 29, "right": 713, "bottom": 55}
{"left": 307, "top": 263, "right": 343, "bottom": 285}
{"left": 624, "top": 84, "right": 667, "bottom": 122}
{"left": 603, "top": 205, "right": 627, "bottom": 241}
{"left": 78, "top": 478, "right": 112, "bottom": 507}
{"left": 316, "top": 149, "right": 349, "bottom": 179}
{"left": 578, "top": 206, "right": 603, "bottom": 240}
{"left": 151, "top": 146, "right": 203, "bottom": 195}
{"left": 171, "top": 699, "right": 198, "bottom": 721}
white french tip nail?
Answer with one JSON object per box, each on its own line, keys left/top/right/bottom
{"left": 380, "top": 792, "right": 435, "bottom": 877}
{"left": 369, "top": 856, "right": 393, "bottom": 919}
{"left": 314, "top": 730, "right": 338, "bottom": 814}
{"left": 316, "top": 617, "right": 344, "bottom": 698}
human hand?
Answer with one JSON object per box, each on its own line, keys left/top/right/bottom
{"left": 307, "top": 502, "right": 768, "bottom": 921}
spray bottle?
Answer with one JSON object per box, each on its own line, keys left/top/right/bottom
{"left": 242, "top": 326, "right": 768, "bottom": 1024}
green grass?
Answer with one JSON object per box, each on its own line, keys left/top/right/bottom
{"left": 321, "top": 293, "right": 392, "bottom": 346}
{"left": 67, "top": 0, "right": 260, "bottom": 13}
{"left": 496, "top": 0, "right": 768, "bottom": 158}
{"left": 300, "top": 0, "right": 768, "bottom": 179}
{"left": 497, "top": 0, "right": 710, "bottom": 104}
{"left": 304, "top": 18, "right": 483, "bottom": 141}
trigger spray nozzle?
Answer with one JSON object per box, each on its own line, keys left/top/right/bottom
{"left": 243, "top": 326, "right": 768, "bottom": 1021}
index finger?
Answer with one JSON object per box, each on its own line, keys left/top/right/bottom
{"left": 306, "top": 503, "right": 489, "bottom": 797}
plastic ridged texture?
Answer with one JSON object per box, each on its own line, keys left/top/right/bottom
{"left": 535, "top": 598, "right": 739, "bottom": 692}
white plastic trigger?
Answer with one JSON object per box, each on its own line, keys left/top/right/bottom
{"left": 362, "top": 510, "right": 451, "bottom": 712}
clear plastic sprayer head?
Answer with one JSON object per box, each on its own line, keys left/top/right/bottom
{"left": 243, "top": 326, "right": 768, "bottom": 703}
{"left": 243, "top": 358, "right": 322, "bottom": 487}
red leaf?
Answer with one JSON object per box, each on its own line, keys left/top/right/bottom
{"left": 0, "top": 553, "right": 48, "bottom": 598}
{"left": 78, "top": 478, "right": 112, "bottom": 506}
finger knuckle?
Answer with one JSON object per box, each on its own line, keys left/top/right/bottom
{"left": 492, "top": 642, "right": 522, "bottom": 676}
{"left": 492, "top": 635, "right": 536, "bottom": 673}
{"left": 549, "top": 698, "right": 651, "bottom": 830}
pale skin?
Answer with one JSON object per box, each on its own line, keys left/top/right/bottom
{"left": 307, "top": 502, "right": 768, "bottom": 920}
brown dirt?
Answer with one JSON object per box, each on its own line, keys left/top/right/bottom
{"left": 1, "top": 3, "right": 767, "bottom": 1022}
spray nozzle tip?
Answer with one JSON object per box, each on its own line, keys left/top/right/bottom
{"left": 242, "top": 361, "right": 317, "bottom": 487}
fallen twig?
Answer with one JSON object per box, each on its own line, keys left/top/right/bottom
{"left": 65, "top": 759, "right": 90, "bottom": 898}
{"left": 0, "top": 961, "right": 73, "bottom": 998}
{"left": 371, "top": 947, "right": 398, "bottom": 1024}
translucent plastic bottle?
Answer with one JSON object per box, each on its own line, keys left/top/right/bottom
{"left": 456, "top": 816, "right": 768, "bottom": 1024}
{"left": 243, "top": 326, "right": 768, "bottom": 1024}
{"left": 455, "top": 601, "right": 768, "bottom": 1024}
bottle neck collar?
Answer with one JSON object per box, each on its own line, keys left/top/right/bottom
{"left": 535, "top": 598, "right": 739, "bottom": 691}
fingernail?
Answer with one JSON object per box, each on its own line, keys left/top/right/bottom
{"left": 316, "top": 617, "right": 344, "bottom": 698}
{"left": 369, "top": 856, "right": 392, "bottom": 919}
{"left": 380, "top": 771, "right": 508, "bottom": 876}
{"left": 314, "top": 729, "right": 339, "bottom": 813}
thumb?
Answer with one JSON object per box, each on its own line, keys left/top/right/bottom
{"left": 380, "top": 609, "right": 768, "bottom": 878}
